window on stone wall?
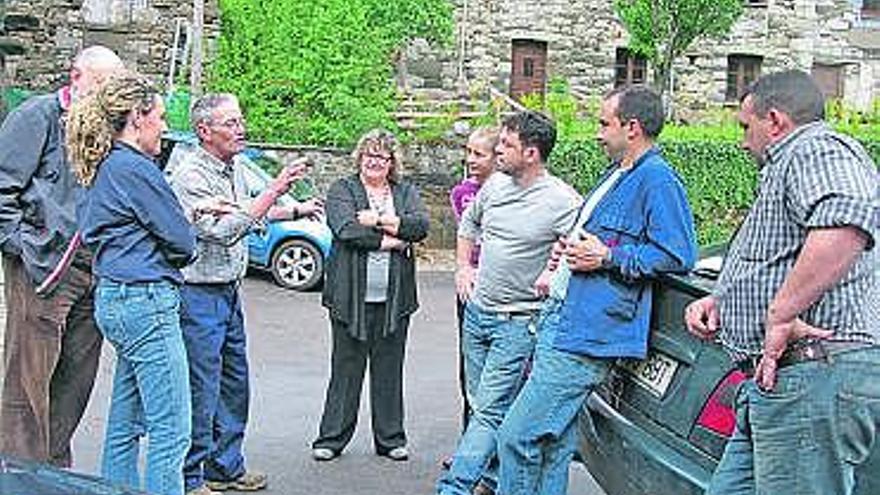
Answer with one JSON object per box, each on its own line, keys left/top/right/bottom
{"left": 614, "top": 48, "right": 647, "bottom": 88}
{"left": 523, "top": 57, "right": 535, "bottom": 78}
{"left": 83, "top": 0, "right": 151, "bottom": 25}
{"left": 726, "top": 54, "right": 762, "bottom": 102}
{"left": 863, "top": 0, "right": 880, "bottom": 18}
{"left": 811, "top": 63, "right": 844, "bottom": 100}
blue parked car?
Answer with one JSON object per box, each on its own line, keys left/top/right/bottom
{"left": 160, "top": 133, "right": 332, "bottom": 291}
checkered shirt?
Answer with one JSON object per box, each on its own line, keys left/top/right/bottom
{"left": 168, "top": 145, "right": 255, "bottom": 284}
{"left": 714, "top": 122, "right": 879, "bottom": 361}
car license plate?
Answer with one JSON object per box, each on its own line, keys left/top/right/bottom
{"left": 619, "top": 351, "right": 679, "bottom": 398}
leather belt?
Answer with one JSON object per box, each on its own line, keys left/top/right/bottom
{"left": 491, "top": 309, "right": 537, "bottom": 319}
{"left": 735, "top": 340, "right": 876, "bottom": 376}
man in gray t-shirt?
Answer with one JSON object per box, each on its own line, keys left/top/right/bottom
{"left": 459, "top": 172, "right": 577, "bottom": 313}
{"left": 437, "top": 111, "right": 578, "bottom": 495}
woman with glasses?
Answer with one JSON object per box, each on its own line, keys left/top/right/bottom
{"left": 312, "top": 128, "right": 429, "bottom": 462}
{"left": 67, "top": 71, "right": 196, "bottom": 495}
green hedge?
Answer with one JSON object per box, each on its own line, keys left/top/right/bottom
{"left": 549, "top": 137, "right": 880, "bottom": 246}
{"left": 207, "top": 0, "right": 453, "bottom": 147}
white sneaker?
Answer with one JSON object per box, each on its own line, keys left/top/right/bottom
{"left": 311, "top": 447, "right": 338, "bottom": 461}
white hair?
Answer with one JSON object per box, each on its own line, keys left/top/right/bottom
{"left": 73, "top": 45, "right": 124, "bottom": 73}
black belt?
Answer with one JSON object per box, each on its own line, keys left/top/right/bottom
{"left": 735, "top": 340, "right": 876, "bottom": 376}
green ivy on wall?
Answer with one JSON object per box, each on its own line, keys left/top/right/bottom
{"left": 208, "top": 0, "right": 453, "bottom": 147}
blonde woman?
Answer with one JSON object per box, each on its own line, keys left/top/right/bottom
{"left": 67, "top": 72, "right": 196, "bottom": 495}
{"left": 313, "top": 129, "right": 429, "bottom": 462}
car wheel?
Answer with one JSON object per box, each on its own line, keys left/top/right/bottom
{"left": 270, "top": 238, "right": 324, "bottom": 291}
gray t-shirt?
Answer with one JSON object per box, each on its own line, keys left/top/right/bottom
{"left": 459, "top": 172, "right": 579, "bottom": 312}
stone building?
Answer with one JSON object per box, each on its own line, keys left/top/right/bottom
{"left": 0, "top": 0, "right": 219, "bottom": 91}
{"left": 3, "top": 0, "right": 877, "bottom": 109}
{"left": 402, "top": 0, "right": 880, "bottom": 111}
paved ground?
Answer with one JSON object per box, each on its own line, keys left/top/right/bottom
{"left": 67, "top": 271, "right": 606, "bottom": 495}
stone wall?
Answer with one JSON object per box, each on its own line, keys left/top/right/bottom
{"left": 3, "top": 0, "right": 878, "bottom": 109}
{"left": 673, "top": 1, "right": 880, "bottom": 109}
{"left": 1, "top": 0, "right": 220, "bottom": 90}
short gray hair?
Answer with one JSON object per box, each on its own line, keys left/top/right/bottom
{"left": 604, "top": 85, "right": 665, "bottom": 138}
{"left": 190, "top": 93, "right": 238, "bottom": 129}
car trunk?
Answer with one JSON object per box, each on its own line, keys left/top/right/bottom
{"left": 599, "top": 268, "right": 736, "bottom": 460}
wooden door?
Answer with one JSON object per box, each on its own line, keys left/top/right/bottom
{"left": 510, "top": 39, "right": 547, "bottom": 100}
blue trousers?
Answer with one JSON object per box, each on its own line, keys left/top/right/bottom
{"left": 437, "top": 302, "right": 536, "bottom": 495}
{"left": 708, "top": 346, "right": 880, "bottom": 495}
{"left": 497, "top": 300, "right": 611, "bottom": 495}
{"left": 95, "top": 280, "right": 191, "bottom": 495}
{"left": 180, "top": 283, "right": 250, "bottom": 492}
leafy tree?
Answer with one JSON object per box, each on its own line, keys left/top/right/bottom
{"left": 614, "top": 0, "right": 743, "bottom": 103}
{"left": 208, "top": 0, "right": 452, "bottom": 146}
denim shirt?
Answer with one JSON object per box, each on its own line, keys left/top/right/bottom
{"left": 556, "top": 148, "right": 697, "bottom": 358}
{"left": 80, "top": 142, "right": 197, "bottom": 284}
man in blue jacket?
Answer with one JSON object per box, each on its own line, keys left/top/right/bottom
{"left": 496, "top": 86, "right": 697, "bottom": 495}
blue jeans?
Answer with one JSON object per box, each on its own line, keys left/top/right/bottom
{"left": 180, "top": 283, "right": 250, "bottom": 491}
{"left": 498, "top": 299, "right": 611, "bottom": 495}
{"left": 95, "top": 280, "right": 191, "bottom": 495}
{"left": 708, "top": 346, "right": 880, "bottom": 495}
{"left": 437, "top": 302, "right": 536, "bottom": 495}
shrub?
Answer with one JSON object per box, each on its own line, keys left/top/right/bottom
{"left": 208, "top": 0, "right": 453, "bottom": 147}
{"left": 164, "top": 90, "right": 192, "bottom": 131}
{"left": 550, "top": 135, "right": 879, "bottom": 246}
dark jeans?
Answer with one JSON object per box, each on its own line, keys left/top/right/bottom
{"left": 0, "top": 252, "right": 102, "bottom": 467}
{"left": 180, "top": 283, "right": 250, "bottom": 492}
{"left": 313, "top": 303, "right": 409, "bottom": 454}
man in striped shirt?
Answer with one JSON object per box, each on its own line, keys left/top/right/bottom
{"left": 686, "top": 70, "right": 879, "bottom": 495}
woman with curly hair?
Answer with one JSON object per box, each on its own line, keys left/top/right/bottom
{"left": 67, "top": 71, "right": 196, "bottom": 495}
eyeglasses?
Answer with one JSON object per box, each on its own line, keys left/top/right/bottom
{"left": 210, "top": 117, "right": 246, "bottom": 130}
{"left": 362, "top": 152, "right": 392, "bottom": 163}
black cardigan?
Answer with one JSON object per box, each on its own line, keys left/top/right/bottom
{"left": 321, "top": 174, "right": 430, "bottom": 340}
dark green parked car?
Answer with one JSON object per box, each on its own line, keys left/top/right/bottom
{"left": 578, "top": 249, "right": 879, "bottom": 495}
{"left": 0, "top": 455, "right": 146, "bottom": 494}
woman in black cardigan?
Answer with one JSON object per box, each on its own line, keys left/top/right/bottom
{"left": 312, "top": 129, "right": 430, "bottom": 462}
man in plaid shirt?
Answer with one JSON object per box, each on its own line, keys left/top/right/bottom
{"left": 686, "top": 70, "right": 879, "bottom": 494}
{"left": 168, "top": 93, "right": 319, "bottom": 495}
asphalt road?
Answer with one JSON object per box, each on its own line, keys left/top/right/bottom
{"left": 71, "top": 271, "right": 606, "bottom": 495}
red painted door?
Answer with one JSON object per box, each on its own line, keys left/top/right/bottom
{"left": 510, "top": 39, "right": 547, "bottom": 100}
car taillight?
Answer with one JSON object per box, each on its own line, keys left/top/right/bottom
{"left": 695, "top": 370, "right": 746, "bottom": 437}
